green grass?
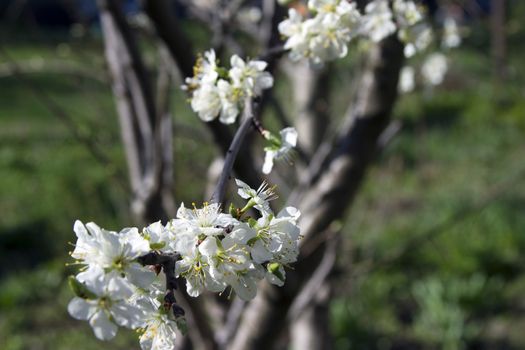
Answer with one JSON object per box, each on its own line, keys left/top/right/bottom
{"left": 330, "top": 35, "right": 525, "bottom": 349}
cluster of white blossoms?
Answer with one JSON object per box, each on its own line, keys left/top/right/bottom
{"left": 398, "top": 14, "right": 462, "bottom": 94}
{"left": 183, "top": 50, "right": 273, "bottom": 124}
{"left": 278, "top": 0, "right": 430, "bottom": 64}
{"left": 278, "top": 0, "right": 362, "bottom": 65}
{"left": 392, "top": 0, "right": 434, "bottom": 57}
{"left": 68, "top": 179, "right": 300, "bottom": 349}
{"left": 398, "top": 52, "right": 449, "bottom": 93}
{"left": 183, "top": 50, "right": 298, "bottom": 175}
{"left": 395, "top": 12, "right": 463, "bottom": 93}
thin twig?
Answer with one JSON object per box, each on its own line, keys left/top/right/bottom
{"left": 210, "top": 98, "right": 255, "bottom": 204}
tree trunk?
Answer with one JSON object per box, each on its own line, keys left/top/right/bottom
{"left": 226, "top": 35, "right": 404, "bottom": 350}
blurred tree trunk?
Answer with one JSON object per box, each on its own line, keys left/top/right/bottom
{"left": 289, "top": 60, "right": 331, "bottom": 157}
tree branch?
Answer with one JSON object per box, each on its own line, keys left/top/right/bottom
{"left": 210, "top": 98, "right": 255, "bottom": 204}
{"left": 227, "top": 35, "right": 404, "bottom": 350}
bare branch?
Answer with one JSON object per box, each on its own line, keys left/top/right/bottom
{"left": 210, "top": 98, "right": 255, "bottom": 204}
{"left": 97, "top": 0, "right": 177, "bottom": 224}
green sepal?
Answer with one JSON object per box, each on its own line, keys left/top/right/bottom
{"left": 264, "top": 132, "right": 282, "bottom": 148}
{"left": 68, "top": 275, "right": 97, "bottom": 300}
{"left": 267, "top": 263, "right": 285, "bottom": 282}
{"left": 247, "top": 218, "right": 258, "bottom": 228}
{"left": 229, "top": 203, "right": 238, "bottom": 218}
{"left": 150, "top": 242, "right": 166, "bottom": 250}
{"left": 246, "top": 236, "right": 258, "bottom": 246}
{"left": 176, "top": 317, "right": 188, "bottom": 335}
{"left": 215, "top": 236, "right": 225, "bottom": 251}
{"left": 216, "top": 67, "right": 229, "bottom": 79}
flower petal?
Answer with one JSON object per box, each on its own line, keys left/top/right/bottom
{"left": 68, "top": 297, "right": 96, "bottom": 320}
{"left": 89, "top": 309, "right": 118, "bottom": 340}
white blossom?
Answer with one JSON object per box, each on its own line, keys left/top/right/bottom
{"left": 279, "top": 2, "right": 361, "bottom": 64}
{"left": 252, "top": 207, "right": 301, "bottom": 265}
{"left": 175, "top": 245, "right": 224, "bottom": 297}
{"left": 190, "top": 83, "right": 222, "bottom": 122}
{"left": 183, "top": 49, "right": 218, "bottom": 90}
{"left": 442, "top": 17, "right": 461, "bottom": 49}
{"left": 306, "top": 12, "right": 352, "bottom": 65}
{"left": 71, "top": 221, "right": 154, "bottom": 288}
{"left": 175, "top": 202, "right": 237, "bottom": 237}
{"left": 139, "top": 310, "right": 179, "bottom": 350}
{"left": 143, "top": 221, "right": 171, "bottom": 252}
{"left": 278, "top": 9, "right": 309, "bottom": 61}
{"left": 399, "top": 66, "right": 415, "bottom": 93}
{"left": 68, "top": 266, "right": 144, "bottom": 340}
{"left": 185, "top": 50, "right": 273, "bottom": 124}
{"left": 69, "top": 187, "right": 302, "bottom": 346}
{"left": 421, "top": 52, "right": 448, "bottom": 86}
{"left": 360, "top": 0, "right": 397, "bottom": 43}
{"left": 393, "top": 0, "right": 423, "bottom": 27}
{"left": 235, "top": 179, "right": 277, "bottom": 215}
{"left": 399, "top": 22, "right": 433, "bottom": 58}
{"left": 200, "top": 233, "right": 260, "bottom": 301}
{"left": 217, "top": 79, "right": 240, "bottom": 124}
{"left": 229, "top": 55, "right": 274, "bottom": 97}
{"left": 262, "top": 127, "right": 298, "bottom": 174}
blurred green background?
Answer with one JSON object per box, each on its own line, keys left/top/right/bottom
{"left": 1, "top": 1, "right": 525, "bottom": 349}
